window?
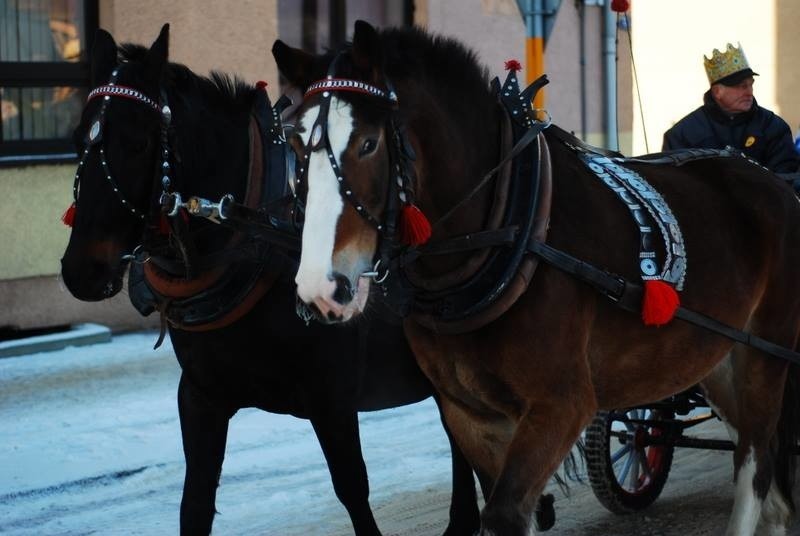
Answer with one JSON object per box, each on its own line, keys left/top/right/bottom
{"left": 0, "top": 0, "right": 98, "bottom": 165}
{"left": 277, "top": 0, "right": 413, "bottom": 57}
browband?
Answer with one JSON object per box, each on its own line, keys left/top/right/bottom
{"left": 305, "top": 77, "right": 398, "bottom": 103}
{"left": 87, "top": 84, "right": 161, "bottom": 112}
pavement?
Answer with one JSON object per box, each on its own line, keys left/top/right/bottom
{"left": 0, "top": 323, "right": 111, "bottom": 359}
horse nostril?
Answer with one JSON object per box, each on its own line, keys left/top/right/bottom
{"left": 332, "top": 273, "right": 353, "bottom": 305}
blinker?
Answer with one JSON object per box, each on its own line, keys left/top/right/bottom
{"left": 311, "top": 124, "right": 323, "bottom": 148}
{"left": 87, "top": 119, "right": 102, "bottom": 145}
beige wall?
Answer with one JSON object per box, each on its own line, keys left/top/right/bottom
{"left": 99, "top": 0, "right": 279, "bottom": 96}
{"left": 421, "top": 1, "right": 631, "bottom": 152}
{"left": 0, "top": 165, "right": 73, "bottom": 279}
{"left": 630, "top": 0, "right": 800, "bottom": 155}
{"left": 9, "top": 0, "right": 797, "bottom": 332}
{"left": 424, "top": 0, "right": 526, "bottom": 78}
{"left": 0, "top": 1, "right": 280, "bottom": 331}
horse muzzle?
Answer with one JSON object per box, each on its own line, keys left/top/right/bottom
{"left": 294, "top": 272, "right": 368, "bottom": 324}
{"left": 60, "top": 239, "right": 127, "bottom": 301}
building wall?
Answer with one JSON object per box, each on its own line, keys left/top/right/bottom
{"left": 421, "top": 0, "right": 629, "bottom": 151}
{"left": 99, "top": 0, "right": 279, "bottom": 92}
{"left": 5, "top": 0, "right": 797, "bottom": 333}
{"left": 0, "top": 1, "right": 279, "bottom": 332}
{"left": 630, "top": 0, "right": 800, "bottom": 155}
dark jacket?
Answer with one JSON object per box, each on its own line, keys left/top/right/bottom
{"left": 662, "top": 91, "right": 800, "bottom": 173}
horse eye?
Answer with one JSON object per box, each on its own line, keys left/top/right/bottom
{"left": 359, "top": 138, "right": 378, "bottom": 157}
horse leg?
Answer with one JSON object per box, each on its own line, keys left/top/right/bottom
{"left": 436, "top": 395, "right": 481, "bottom": 536}
{"left": 479, "top": 400, "right": 594, "bottom": 536}
{"left": 177, "top": 374, "right": 232, "bottom": 536}
{"left": 309, "top": 410, "right": 381, "bottom": 536}
{"left": 705, "top": 348, "right": 792, "bottom": 536}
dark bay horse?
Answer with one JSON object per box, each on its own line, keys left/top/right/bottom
{"left": 59, "top": 25, "right": 481, "bottom": 536}
{"left": 276, "top": 20, "right": 800, "bottom": 535}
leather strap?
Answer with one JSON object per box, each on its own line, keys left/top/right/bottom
{"left": 527, "top": 240, "right": 800, "bottom": 364}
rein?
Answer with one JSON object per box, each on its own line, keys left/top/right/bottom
{"left": 76, "top": 65, "right": 305, "bottom": 343}
{"left": 431, "top": 74, "right": 551, "bottom": 232}
{"left": 528, "top": 240, "right": 800, "bottom": 364}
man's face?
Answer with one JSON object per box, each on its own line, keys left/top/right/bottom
{"left": 711, "top": 77, "right": 755, "bottom": 114}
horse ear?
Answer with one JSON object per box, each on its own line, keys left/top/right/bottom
{"left": 351, "top": 20, "right": 383, "bottom": 75}
{"left": 144, "top": 23, "right": 169, "bottom": 84}
{"left": 272, "top": 40, "right": 316, "bottom": 89}
{"left": 90, "top": 29, "right": 117, "bottom": 87}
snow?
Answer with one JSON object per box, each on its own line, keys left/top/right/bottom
{"left": 0, "top": 331, "right": 455, "bottom": 535}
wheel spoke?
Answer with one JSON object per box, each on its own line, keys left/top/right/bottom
{"left": 610, "top": 442, "right": 632, "bottom": 465}
{"left": 618, "top": 446, "right": 635, "bottom": 485}
{"left": 627, "top": 450, "right": 642, "bottom": 490}
{"left": 623, "top": 410, "right": 638, "bottom": 432}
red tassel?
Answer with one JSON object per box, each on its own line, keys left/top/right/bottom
{"left": 61, "top": 203, "right": 76, "bottom": 227}
{"left": 399, "top": 204, "right": 432, "bottom": 246}
{"left": 256, "top": 80, "right": 268, "bottom": 90}
{"left": 504, "top": 59, "right": 522, "bottom": 72}
{"left": 611, "top": 0, "right": 630, "bottom": 12}
{"left": 642, "top": 279, "right": 680, "bottom": 326}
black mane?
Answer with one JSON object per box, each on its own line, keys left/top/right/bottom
{"left": 118, "top": 43, "right": 256, "bottom": 112}
{"left": 380, "top": 26, "right": 493, "bottom": 103}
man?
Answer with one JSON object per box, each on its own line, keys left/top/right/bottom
{"left": 662, "top": 43, "right": 800, "bottom": 184}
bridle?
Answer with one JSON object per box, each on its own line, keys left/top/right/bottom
{"left": 74, "top": 67, "right": 175, "bottom": 225}
{"left": 296, "top": 52, "right": 417, "bottom": 282}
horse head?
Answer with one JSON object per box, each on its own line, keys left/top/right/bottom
{"left": 274, "top": 20, "right": 500, "bottom": 323}
{"left": 60, "top": 25, "right": 171, "bottom": 301}
{"left": 61, "top": 24, "right": 257, "bottom": 303}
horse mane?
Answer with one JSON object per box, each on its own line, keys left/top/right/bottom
{"left": 118, "top": 43, "right": 256, "bottom": 113}
{"left": 379, "top": 26, "right": 495, "bottom": 113}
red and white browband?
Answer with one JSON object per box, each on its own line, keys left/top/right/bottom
{"left": 304, "top": 77, "right": 398, "bottom": 102}
{"left": 87, "top": 84, "right": 160, "bottom": 111}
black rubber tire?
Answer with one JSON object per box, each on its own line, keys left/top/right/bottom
{"left": 585, "top": 409, "right": 675, "bottom": 514}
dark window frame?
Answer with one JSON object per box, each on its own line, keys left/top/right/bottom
{"left": 0, "top": 0, "right": 98, "bottom": 167}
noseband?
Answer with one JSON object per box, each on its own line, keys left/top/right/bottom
{"left": 73, "top": 67, "right": 174, "bottom": 223}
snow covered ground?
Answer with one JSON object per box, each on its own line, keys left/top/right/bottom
{"left": 3, "top": 330, "right": 800, "bottom": 536}
{"left": 0, "top": 331, "right": 457, "bottom": 536}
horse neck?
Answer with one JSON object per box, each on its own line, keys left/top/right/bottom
{"left": 402, "top": 81, "right": 502, "bottom": 236}
{"left": 165, "top": 80, "right": 254, "bottom": 255}
{"left": 169, "top": 83, "right": 252, "bottom": 203}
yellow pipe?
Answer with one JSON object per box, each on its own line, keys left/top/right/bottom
{"left": 526, "top": 35, "right": 545, "bottom": 113}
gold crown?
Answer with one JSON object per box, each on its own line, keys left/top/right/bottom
{"left": 704, "top": 43, "right": 752, "bottom": 85}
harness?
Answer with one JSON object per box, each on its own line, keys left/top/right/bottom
{"left": 294, "top": 51, "right": 415, "bottom": 294}
{"left": 79, "top": 66, "right": 300, "bottom": 346}
{"left": 298, "top": 57, "right": 800, "bottom": 363}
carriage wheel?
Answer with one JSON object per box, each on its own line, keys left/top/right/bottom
{"left": 585, "top": 408, "right": 675, "bottom": 513}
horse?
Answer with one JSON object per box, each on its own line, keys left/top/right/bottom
{"left": 275, "top": 20, "right": 800, "bottom": 535}
{"left": 59, "top": 24, "right": 483, "bottom": 536}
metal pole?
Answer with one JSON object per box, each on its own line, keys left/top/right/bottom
{"left": 602, "top": 0, "right": 618, "bottom": 150}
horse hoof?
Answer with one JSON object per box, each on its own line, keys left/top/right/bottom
{"left": 534, "top": 493, "right": 555, "bottom": 531}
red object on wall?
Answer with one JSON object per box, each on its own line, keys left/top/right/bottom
{"left": 611, "top": 0, "right": 630, "bottom": 12}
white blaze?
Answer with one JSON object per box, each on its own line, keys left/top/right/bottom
{"left": 294, "top": 97, "right": 355, "bottom": 317}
